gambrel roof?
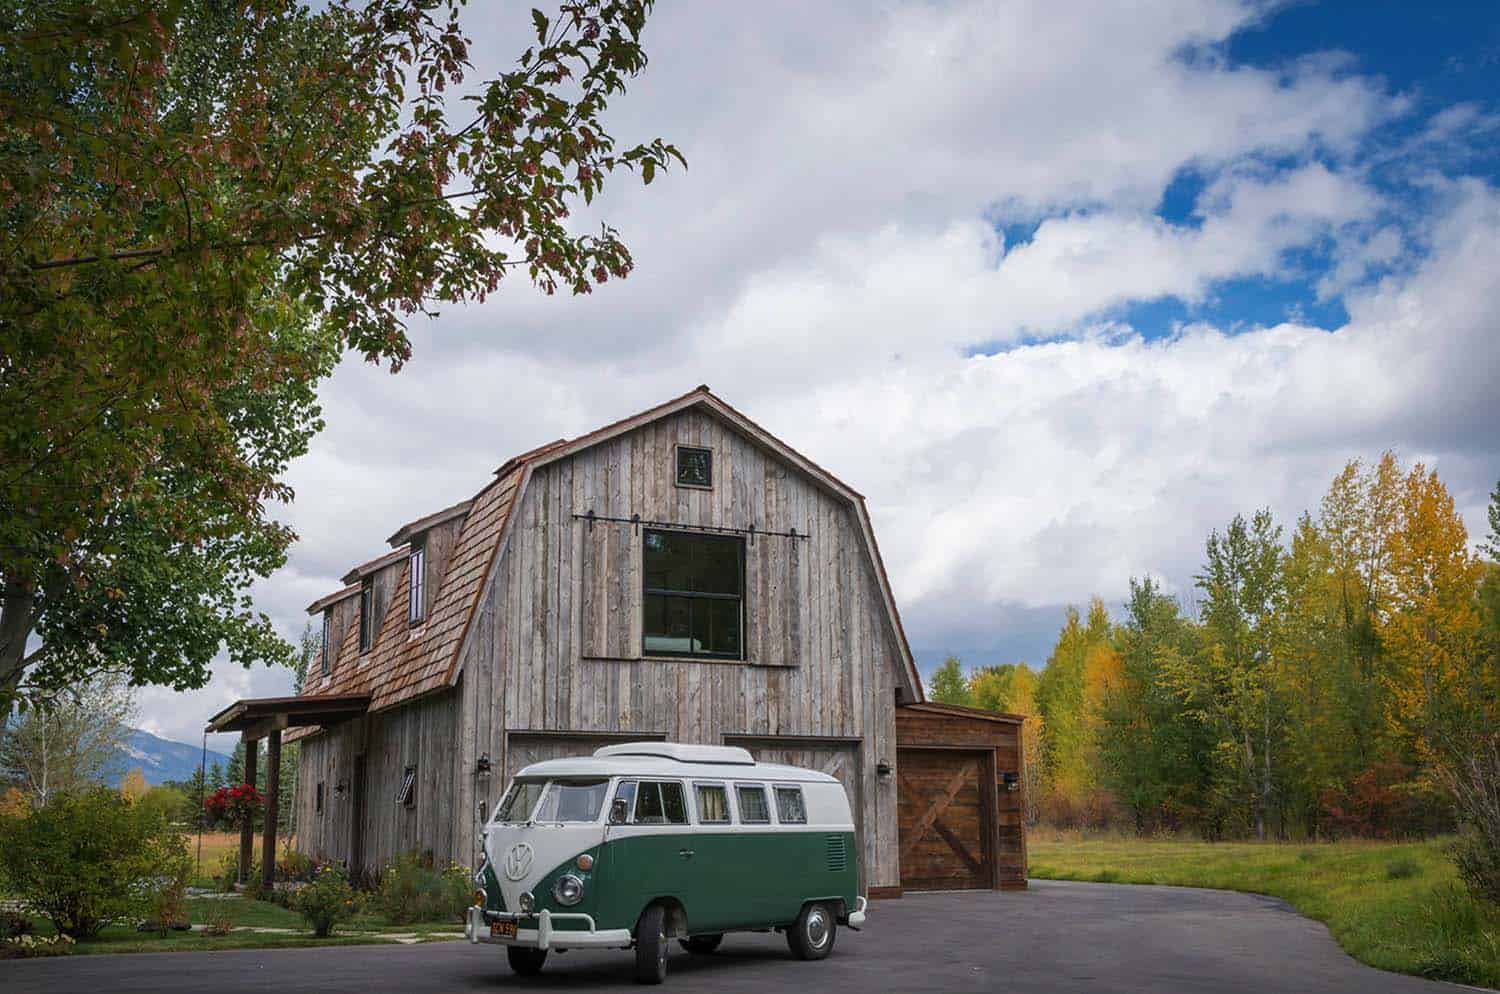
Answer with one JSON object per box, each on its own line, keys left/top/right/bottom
{"left": 289, "top": 387, "right": 923, "bottom": 731}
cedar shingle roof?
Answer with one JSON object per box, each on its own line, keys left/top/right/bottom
{"left": 280, "top": 386, "right": 924, "bottom": 734}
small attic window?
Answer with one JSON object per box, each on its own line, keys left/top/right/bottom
{"left": 320, "top": 609, "right": 332, "bottom": 675}
{"left": 396, "top": 766, "right": 417, "bottom": 808}
{"left": 675, "top": 445, "right": 712, "bottom": 489}
{"left": 358, "top": 578, "right": 374, "bottom": 653}
{"left": 408, "top": 541, "right": 426, "bottom": 625}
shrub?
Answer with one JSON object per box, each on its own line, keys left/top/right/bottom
{"left": 1441, "top": 736, "right": 1500, "bottom": 907}
{"left": 217, "top": 850, "right": 261, "bottom": 894}
{"left": 144, "top": 854, "right": 193, "bottom": 935}
{"left": 278, "top": 843, "right": 314, "bottom": 882}
{"left": 292, "top": 864, "right": 358, "bottom": 937}
{"left": 0, "top": 909, "right": 34, "bottom": 940}
{"left": 1386, "top": 856, "right": 1421, "bottom": 880}
{"left": 0, "top": 787, "right": 186, "bottom": 938}
{"left": 374, "top": 850, "right": 472, "bottom": 925}
{"left": 201, "top": 899, "right": 236, "bottom": 937}
{"left": 0, "top": 934, "right": 75, "bottom": 959}
{"left": 1319, "top": 761, "right": 1448, "bottom": 840}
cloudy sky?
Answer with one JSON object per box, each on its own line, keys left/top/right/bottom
{"left": 153, "top": 0, "right": 1500, "bottom": 750}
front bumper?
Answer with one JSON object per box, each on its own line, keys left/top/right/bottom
{"left": 465, "top": 906, "right": 632, "bottom": 950}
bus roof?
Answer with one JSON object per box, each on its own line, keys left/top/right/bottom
{"left": 512, "top": 753, "right": 841, "bottom": 784}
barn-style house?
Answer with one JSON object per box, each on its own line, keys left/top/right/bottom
{"left": 208, "top": 387, "right": 1026, "bottom": 897}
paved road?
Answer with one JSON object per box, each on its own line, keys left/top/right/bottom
{"left": 3, "top": 881, "right": 1481, "bottom": 994}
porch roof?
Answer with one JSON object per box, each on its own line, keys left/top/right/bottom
{"left": 204, "top": 693, "right": 371, "bottom": 736}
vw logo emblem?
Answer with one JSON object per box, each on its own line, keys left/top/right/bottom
{"left": 504, "top": 842, "right": 534, "bottom": 881}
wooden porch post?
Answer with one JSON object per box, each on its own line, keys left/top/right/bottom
{"left": 261, "top": 729, "right": 281, "bottom": 891}
{"left": 238, "top": 736, "right": 258, "bottom": 886}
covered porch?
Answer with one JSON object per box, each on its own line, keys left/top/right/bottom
{"left": 205, "top": 694, "right": 370, "bottom": 888}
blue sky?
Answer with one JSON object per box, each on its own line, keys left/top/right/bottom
{"left": 129, "top": 1, "right": 1500, "bottom": 748}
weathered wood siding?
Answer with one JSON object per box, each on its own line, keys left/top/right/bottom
{"left": 450, "top": 408, "right": 909, "bottom": 889}
{"left": 294, "top": 689, "right": 462, "bottom": 874}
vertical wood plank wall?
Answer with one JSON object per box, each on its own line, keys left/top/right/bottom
{"left": 294, "top": 690, "right": 461, "bottom": 875}
{"left": 452, "top": 408, "right": 910, "bottom": 889}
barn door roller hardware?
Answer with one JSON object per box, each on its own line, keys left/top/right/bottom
{"left": 574, "top": 510, "right": 808, "bottom": 541}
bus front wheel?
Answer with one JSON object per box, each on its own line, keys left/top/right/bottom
{"left": 634, "top": 904, "right": 669, "bottom": 984}
{"left": 506, "top": 946, "right": 547, "bottom": 976}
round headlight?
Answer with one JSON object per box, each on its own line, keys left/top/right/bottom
{"left": 518, "top": 891, "right": 535, "bottom": 913}
{"left": 553, "top": 874, "right": 585, "bottom": 906}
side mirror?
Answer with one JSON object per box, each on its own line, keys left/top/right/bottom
{"left": 609, "top": 798, "right": 629, "bottom": 825}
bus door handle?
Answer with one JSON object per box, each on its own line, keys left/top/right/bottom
{"left": 678, "top": 848, "right": 695, "bottom": 860}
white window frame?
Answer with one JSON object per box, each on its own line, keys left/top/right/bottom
{"left": 692, "top": 781, "right": 733, "bottom": 825}
{"left": 734, "top": 782, "right": 772, "bottom": 825}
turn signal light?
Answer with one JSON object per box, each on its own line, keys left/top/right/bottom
{"left": 575, "top": 853, "right": 594, "bottom": 871}
{"left": 474, "top": 889, "right": 486, "bottom": 906}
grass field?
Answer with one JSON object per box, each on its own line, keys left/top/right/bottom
{"left": 1029, "top": 833, "right": 1500, "bottom": 988}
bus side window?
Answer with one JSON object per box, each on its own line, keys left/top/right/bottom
{"left": 774, "top": 785, "right": 807, "bottom": 824}
{"left": 695, "top": 783, "right": 731, "bottom": 824}
{"left": 736, "top": 784, "right": 770, "bottom": 824}
{"left": 660, "top": 782, "right": 688, "bottom": 824}
{"left": 613, "top": 780, "right": 637, "bottom": 824}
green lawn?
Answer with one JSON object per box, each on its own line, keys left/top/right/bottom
{"left": 1029, "top": 834, "right": 1500, "bottom": 989}
{"left": 16, "top": 894, "right": 465, "bottom": 957}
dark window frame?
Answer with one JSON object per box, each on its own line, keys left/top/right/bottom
{"left": 408, "top": 541, "right": 426, "bottom": 625}
{"left": 642, "top": 527, "right": 745, "bottom": 661}
{"left": 674, "top": 444, "right": 713, "bottom": 490}
{"left": 396, "top": 766, "right": 416, "bottom": 808}
{"left": 320, "top": 609, "right": 332, "bottom": 675}
{"left": 358, "top": 579, "right": 374, "bottom": 654}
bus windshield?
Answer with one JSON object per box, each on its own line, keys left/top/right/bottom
{"left": 495, "top": 779, "right": 547, "bottom": 823}
{"left": 533, "top": 778, "right": 610, "bottom": 823}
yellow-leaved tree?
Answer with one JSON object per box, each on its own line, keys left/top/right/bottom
{"left": 1380, "top": 464, "right": 1488, "bottom": 762}
{"left": 971, "top": 662, "right": 1044, "bottom": 823}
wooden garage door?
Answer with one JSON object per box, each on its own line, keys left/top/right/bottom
{"left": 723, "top": 737, "right": 864, "bottom": 859}
{"left": 503, "top": 731, "right": 667, "bottom": 783}
{"left": 897, "top": 748, "right": 994, "bottom": 891}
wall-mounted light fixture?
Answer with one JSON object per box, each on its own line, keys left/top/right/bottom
{"left": 475, "top": 753, "right": 492, "bottom": 779}
{"left": 334, "top": 778, "right": 348, "bottom": 799}
{"left": 876, "top": 759, "right": 893, "bottom": 778}
{"left": 1002, "top": 772, "right": 1021, "bottom": 792}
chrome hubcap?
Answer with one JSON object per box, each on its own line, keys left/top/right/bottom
{"left": 807, "top": 908, "right": 829, "bottom": 948}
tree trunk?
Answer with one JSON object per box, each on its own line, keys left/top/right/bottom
{"left": 0, "top": 580, "right": 38, "bottom": 711}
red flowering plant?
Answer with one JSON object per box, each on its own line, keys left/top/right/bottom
{"left": 204, "top": 784, "right": 263, "bottom": 830}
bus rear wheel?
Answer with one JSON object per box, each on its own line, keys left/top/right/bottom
{"left": 679, "top": 934, "right": 723, "bottom": 954}
{"left": 506, "top": 946, "right": 547, "bottom": 976}
{"left": 634, "top": 904, "right": 669, "bottom": 984}
{"left": 786, "top": 902, "right": 836, "bottom": 961}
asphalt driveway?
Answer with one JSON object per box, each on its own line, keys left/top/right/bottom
{"left": 2, "top": 881, "right": 1481, "bottom": 994}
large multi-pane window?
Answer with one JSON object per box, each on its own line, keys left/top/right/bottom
{"left": 408, "top": 541, "right": 426, "bottom": 625}
{"left": 358, "top": 579, "right": 374, "bottom": 653}
{"left": 643, "top": 529, "right": 743, "bottom": 659}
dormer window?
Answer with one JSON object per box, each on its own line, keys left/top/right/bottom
{"left": 358, "top": 578, "right": 374, "bottom": 653}
{"left": 320, "top": 609, "right": 332, "bottom": 676}
{"left": 408, "top": 540, "right": 426, "bottom": 625}
{"left": 675, "top": 445, "right": 712, "bottom": 489}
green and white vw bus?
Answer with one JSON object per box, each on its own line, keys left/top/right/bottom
{"left": 464, "top": 741, "right": 867, "bottom": 984}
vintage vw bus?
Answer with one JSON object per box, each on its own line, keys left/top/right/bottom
{"left": 464, "top": 741, "right": 867, "bottom": 984}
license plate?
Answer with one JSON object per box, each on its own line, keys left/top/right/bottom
{"left": 490, "top": 919, "right": 517, "bottom": 939}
